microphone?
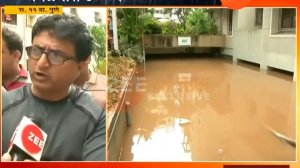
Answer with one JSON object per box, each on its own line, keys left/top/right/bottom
{"left": 7, "top": 116, "right": 47, "bottom": 161}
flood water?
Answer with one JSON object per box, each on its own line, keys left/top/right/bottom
{"left": 120, "top": 56, "right": 296, "bottom": 161}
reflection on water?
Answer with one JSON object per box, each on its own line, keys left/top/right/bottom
{"left": 120, "top": 57, "right": 295, "bottom": 161}
{"left": 130, "top": 118, "right": 192, "bottom": 161}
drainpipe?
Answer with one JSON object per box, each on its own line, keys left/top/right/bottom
{"left": 112, "top": 8, "right": 119, "bottom": 50}
{"left": 17, "top": 15, "right": 27, "bottom": 69}
{"left": 220, "top": 8, "right": 223, "bottom": 35}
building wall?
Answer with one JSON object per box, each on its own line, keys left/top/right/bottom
{"left": 214, "top": 9, "right": 234, "bottom": 56}
{"left": 216, "top": 8, "right": 296, "bottom": 73}
{"left": 264, "top": 8, "right": 296, "bottom": 72}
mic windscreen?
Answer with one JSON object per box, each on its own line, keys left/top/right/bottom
{"left": 28, "top": 114, "right": 42, "bottom": 127}
{"left": 8, "top": 116, "right": 47, "bottom": 161}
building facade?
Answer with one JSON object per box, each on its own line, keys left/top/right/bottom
{"left": 213, "top": 8, "right": 296, "bottom": 77}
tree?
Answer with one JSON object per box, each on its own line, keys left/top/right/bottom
{"left": 116, "top": 8, "right": 160, "bottom": 63}
{"left": 117, "top": 8, "right": 158, "bottom": 46}
{"left": 186, "top": 9, "right": 218, "bottom": 35}
{"left": 163, "top": 8, "right": 192, "bottom": 32}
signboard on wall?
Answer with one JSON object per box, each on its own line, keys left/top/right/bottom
{"left": 178, "top": 37, "right": 191, "bottom": 46}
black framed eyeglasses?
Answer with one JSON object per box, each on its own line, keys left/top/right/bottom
{"left": 25, "top": 46, "right": 77, "bottom": 65}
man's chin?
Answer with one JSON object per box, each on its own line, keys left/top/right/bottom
{"left": 31, "top": 83, "right": 54, "bottom": 93}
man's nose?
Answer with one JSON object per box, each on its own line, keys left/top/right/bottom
{"left": 36, "top": 53, "right": 50, "bottom": 68}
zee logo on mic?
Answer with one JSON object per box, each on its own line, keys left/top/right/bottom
{"left": 22, "top": 124, "right": 45, "bottom": 154}
{"left": 9, "top": 116, "right": 48, "bottom": 161}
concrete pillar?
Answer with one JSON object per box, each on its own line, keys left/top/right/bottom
{"left": 231, "top": 10, "right": 238, "bottom": 65}
{"left": 111, "top": 8, "right": 119, "bottom": 51}
{"left": 259, "top": 8, "right": 271, "bottom": 71}
{"left": 260, "top": 64, "right": 267, "bottom": 70}
{"left": 232, "top": 56, "right": 238, "bottom": 64}
{"left": 293, "top": 55, "right": 296, "bottom": 82}
{"left": 17, "top": 15, "right": 27, "bottom": 69}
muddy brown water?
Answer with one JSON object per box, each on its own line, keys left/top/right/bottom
{"left": 120, "top": 56, "right": 296, "bottom": 161}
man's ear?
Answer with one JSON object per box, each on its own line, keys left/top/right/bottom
{"left": 13, "top": 50, "right": 22, "bottom": 62}
{"left": 77, "top": 55, "right": 91, "bottom": 70}
{"left": 78, "top": 57, "right": 90, "bottom": 70}
{"left": 87, "top": 56, "right": 91, "bottom": 64}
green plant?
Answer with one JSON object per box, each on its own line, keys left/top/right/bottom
{"left": 97, "top": 59, "right": 106, "bottom": 75}
{"left": 163, "top": 8, "right": 192, "bottom": 32}
{"left": 116, "top": 8, "right": 156, "bottom": 64}
{"left": 109, "top": 46, "right": 144, "bottom": 65}
{"left": 186, "top": 9, "right": 218, "bottom": 35}
{"left": 117, "top": 9, "right": 156, "bottom": 46}
{"left": 144, "top": 18, "right": 162, "bottom": 34}
{"left": 161, "top": 21, "right": 182, "bottom": 34}
{"left": 89, "top": 24, "right": 106, "bottom": 73}
{"left": 120, "top": 47, "right": 144, "bottom": 64}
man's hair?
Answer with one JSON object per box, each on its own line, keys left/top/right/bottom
{"left": 2, "top": 26, "right": 23, "bottom": 58}
{"left": 32, "top": 14, "right": 94, "bottom": 62}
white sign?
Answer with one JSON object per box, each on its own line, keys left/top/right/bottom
{"left": 178, "top": 37, "right": 191, "bottom": 46}
{"left": 178, "top": 73, "right": 191, "bottom": 82}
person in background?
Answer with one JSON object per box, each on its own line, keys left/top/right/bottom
{"left": 73, "top": 58, "right": 106, "bottom": 108}
{"left": 2, "top": 86, "right": 10, "bottom": 108}
{"left": 2, "top": 27, "right": 30, "bottom": 91}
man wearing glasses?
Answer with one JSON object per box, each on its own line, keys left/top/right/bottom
{"left": 2, "top": 14, "right": 106, "bottom": 161}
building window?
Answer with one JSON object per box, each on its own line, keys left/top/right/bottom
{"left": 94, "top": 11, "right": 102, "bottom": 23}
{"left": 279, "top": 8, "right": 296, "bottom": 32}
{"left": 271, "top": 8, "right": 296, "bottom": 35}
{"left": 255, "top": 8, "right": 263, "bottom": 27}
{"left": 70, "top": 8, "right": 78, "bottom": 16}
{"left": 2, "top": 8, "right": 17, "bottom": 25}
{"left": 227, "top": 10, "right": 233, "bottom": 35}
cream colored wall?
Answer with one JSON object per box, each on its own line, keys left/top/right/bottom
{"left": 216, "top": 8, "right": 296, "bottom": 73}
